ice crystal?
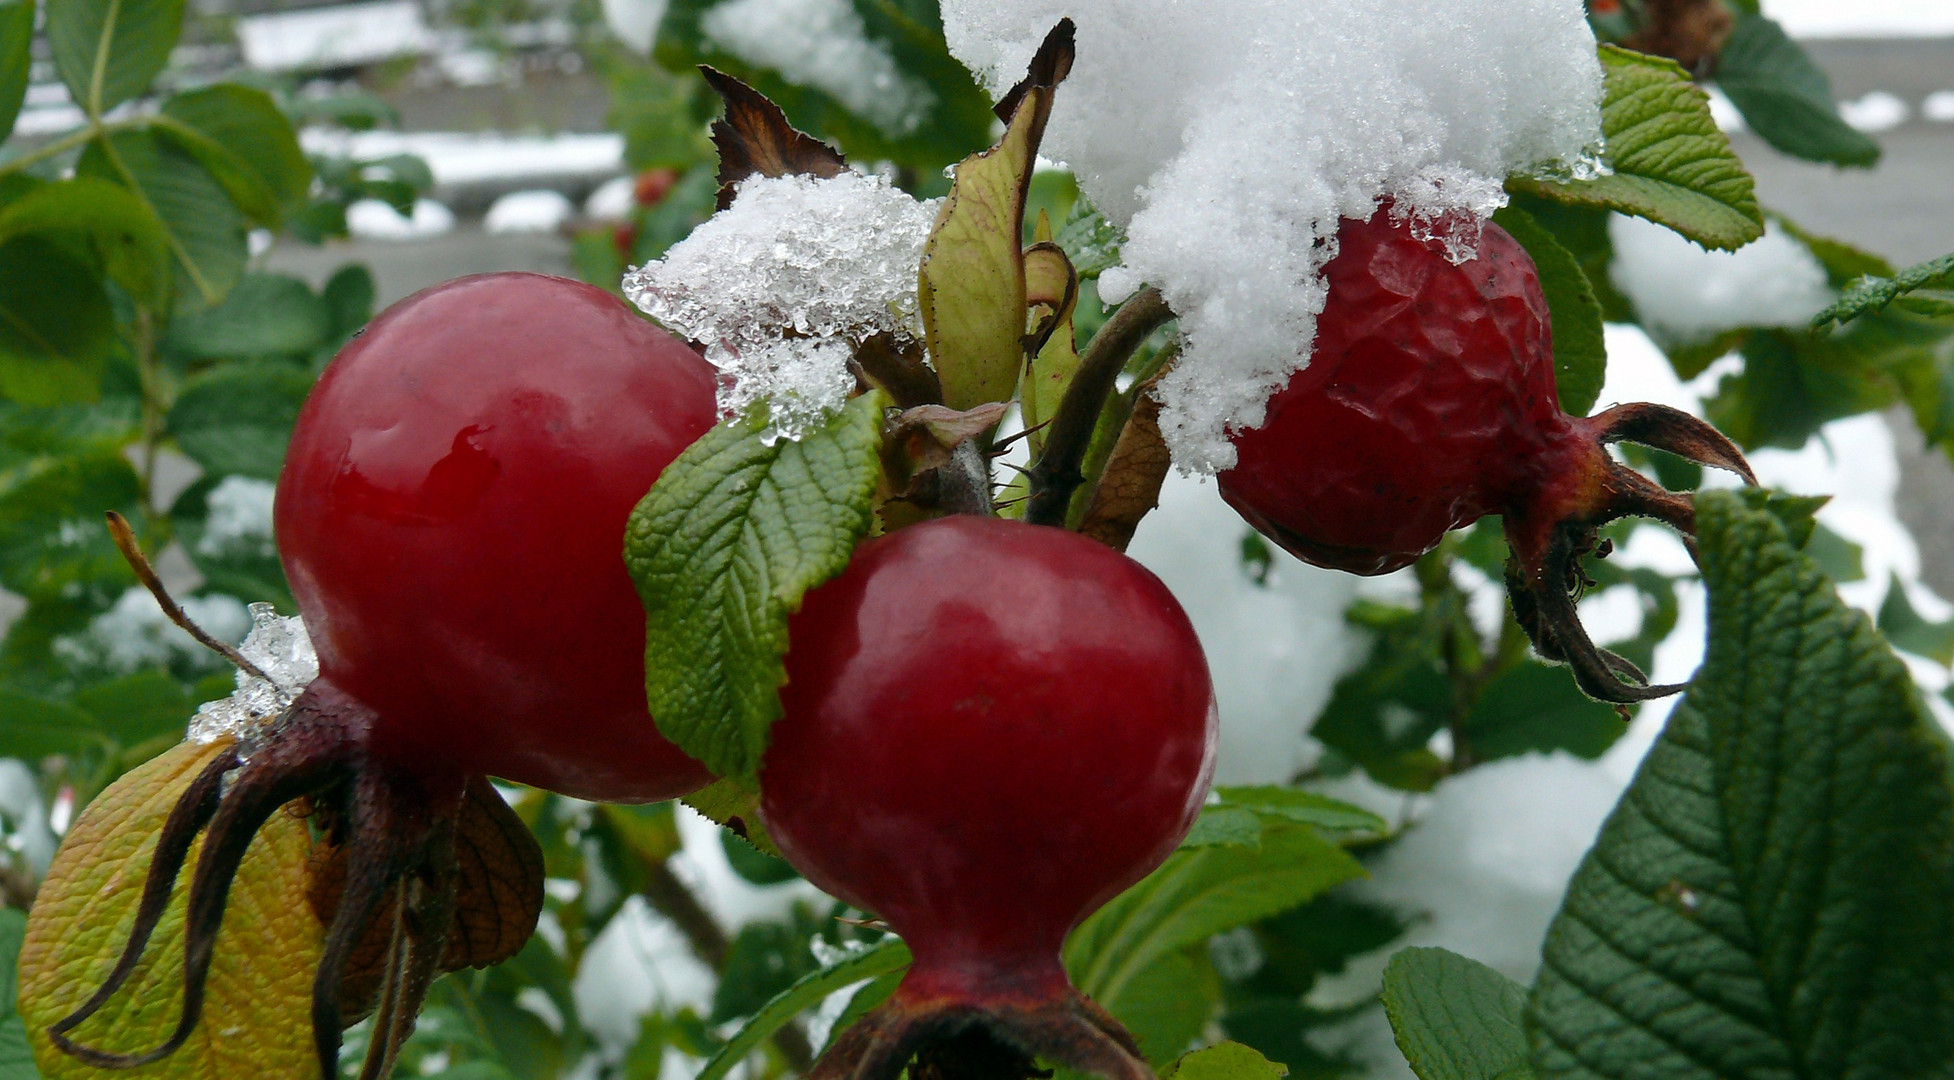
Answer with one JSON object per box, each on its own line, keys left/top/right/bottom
{"left": 188, "top": 604, "right": 319, "bottom": 744}
{"left": 624, "top": 171, "right": 940, "bottom": 442}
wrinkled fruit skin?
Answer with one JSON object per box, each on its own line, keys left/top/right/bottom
{"left": 1220, "top": 210, "right": 1587, "bottom": 575}
{"left": 760, "top": 516, "right": 1217, "bottom": 994}
{"left": 278, "top": 272, "right": 718, "bottom": 801}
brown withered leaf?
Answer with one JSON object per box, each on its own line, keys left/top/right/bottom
{"left": 993, "top": 19, "right": 1076, "bottom": 124}
{"left": 700, "top": 67, "right": 848, "bottom": 210}
{"left": 1023, "top": 241, "right": 1078, "bottom": 356}
{"left": 306, "top": 775, "right": 542, "bottom": 1022}
{"left": 1078, "top": 386, "right": 1171, "bottom": 553}
{"left": 1624, "top": 0, "right": 1734, "bottom": 76}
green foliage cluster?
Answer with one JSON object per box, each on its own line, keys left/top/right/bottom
{"left": 1, "top": 1, "right": 1953, "bottom": 1080}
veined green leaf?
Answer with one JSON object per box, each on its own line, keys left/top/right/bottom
{"left": 0, "top": 0, "right": 32, "bottom": 143}
{"left": 626, "top": 392, "right": 885, "bottom": 778}
{"left": 164, "top": 273, "right": 329, "bottom": 361}
{"left": 0, "top": 237, "right": 114, "bottom": 406}
{"left": 1527, "top": 490, "right": 1954, "bottom": 1079}
{"left": 694, "top": 938, "right": 911, "bottom": 1080}
{"left": 1212, "top": 786, "right": 1389, "bottom": 837}
{"left": 155, "top": 85, "right": 312, "bottom": 227}
{"left": 77, "top": 131, "right": 246, "bottom": 313}
{"left": 1491, "top": 205, "right": 1605, "bottom": 416}
{"left": 1383, "top": 948, "right": 1535, "bottom": 1080}
{"left": 0, "top": 448, "right": 142, "bottom": 602}
{"left": 165, "top": 361, "right": 314, "bottom": 480}
{"left": 45, "top": 0, "right": 186, "bottom": 116}
{"left": 1812, "top": 250, "right": 1954, "bottom": 329}
{"left": 0, "top": 176, "right": 172, "bottom": 307}
{"left": 1162, "top": 1041, "right": 1289, "bottom": 1080}
{"left": 1715, "top": 13, "right": 1880, "bottom": 168}
{"left": 1510, "top": 46, "right": 1762, "bottom": 252}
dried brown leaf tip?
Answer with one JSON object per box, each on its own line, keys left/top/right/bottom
{"left": 701, "top": 66, "right": 849, "bottom": 210}
{"left": 994, "top": 19, "right": 1077, "bottom": 124}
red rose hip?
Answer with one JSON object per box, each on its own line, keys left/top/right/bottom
{"left": 760, "top": 515, "right": 1217, "bottom": 1080}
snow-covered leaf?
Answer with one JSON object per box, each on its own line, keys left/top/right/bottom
{"left": 625, "top": 392, "right": 885, "bottom": 778}
{"left": 1384, "top": 948, "right": 1534, "bottom": 1080}
{"left": 1714, "top": 13, "right": 1879, "bottom": 168}
{"left": 17, "top": 738, "right": 324, "bottom": 1079}
{"left": 1492, "top": 205, "right": 1605, "bottom": 416}
{"left": 1527, "top": 490, "right": 1954, "bottom": 1080}
{"left": 44, "top": 0, "right": 184, "bottom": 116}
{"left": 1511, "top": 46, "right": 1762, "bottom": 252}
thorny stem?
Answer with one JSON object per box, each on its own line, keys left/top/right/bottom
{"left": 1023, "top": 288, "right": 1175, "bottom": 527}
{"left": 640, "top": 858, "right": 816, "bottom": 1071}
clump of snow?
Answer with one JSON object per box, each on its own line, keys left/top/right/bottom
{"left": 196, "top": 475, "right": 278, "bottom": 560}
{"left": 623, "top": 171, "right": 939, "bottom": 441}
{"left": 603, "top": 0, "right": 670, "bottom": 53}
{"left": 54, "top": 588, "right": 252, "bottom": 675}
{"left": 1608, "top": 216, "right": 1835, "bottom": 342}
{"left": 485, "top": 189, "right": 576, "bottom": 234}
{"left": 701, "top": 0, "right": 934, "bottom": 137}
{"left": 1705, "top": 86, "right": 1747, "bottom": 132}
{"left": 0, "top": 759, "right": 57, "bottom": 875}
{"left": 188, "top": 604, "right": 318, "bottom": 744}
{"left": 1840, "top": 90, "right": 1910, "bottom": 132}
{"left": 585, "top": 175, "right": 639, "bottom": 220}
{"left": 346, "top": 197, "right": 456, "bottom": 240}
{"left": 942, "top": 0, "right": 1605, "bottom": 470}
{"left": 1925, "top": 91, "right": 1954, "bottom": 123}
{"left": 1759, "top": 0, "right": 1954, "bottom": 38}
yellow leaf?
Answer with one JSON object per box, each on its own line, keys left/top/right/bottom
{"left": 18, "top": 739, "right": 324, "bottom": 1079}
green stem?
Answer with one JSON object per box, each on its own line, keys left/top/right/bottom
{"left": 0, "top": 124, "right": 103, "bottom": 178}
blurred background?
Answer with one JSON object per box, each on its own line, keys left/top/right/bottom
{"left": 1, "top": 1, "right": 1951, "bottom": 1077}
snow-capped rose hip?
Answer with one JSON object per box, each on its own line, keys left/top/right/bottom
{"left": 50, "top": 273, "right": 718, "bottom": 1078}
{"left": 1219, "top": 208, "right": 1754, "bottom": 703}
{"left": 759, "top": 515, "right": 1217, "bottom": 1080}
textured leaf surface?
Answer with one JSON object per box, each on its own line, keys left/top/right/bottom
{"left": 694, "top": 938, "right": 911, "bottom": 1080}
{"left": 45, "top": 0, "right": 185, "bottom": 114}
{"left": 1511, "top": 46, "right": 1762, "bottom": 252}
{"left": 0, "top": 176, "right": 172, "bottom": 308}
{"left": 918, "top": 89, "right": 1043, "bottom": 411}
{"left": 1527, "top": 490, "right": 1954, "bottom": 1080}
{"left": 165, "top": 362, "right": 313, "bottom": 480}
{"left": 1162, "top": 1041, "right": 1288, "bottom": 1080}
{"left": 1715, "top": 14, "right": 1879, "bottom": 168}
{"left": 77, "top": 132, "right": 246, "bottom": 312}
{"left": 17, "top": 739, "right": 325, "bottom": 1078}
{"left": 156, "top": 85, "right": 311, "bottom": 226}
{"left": 1383, "top": 948, "right": 1534, "bottom": 1080}
{"left": 626, "top": 393, "right": 884, "bottom": 778}
{"left": 1492, "top": 205, "right": 1605, "bottom": 416}
{"left": 1812, "top": 251, "right": 1954, "bottom": 329}
{"left": 0, "top": 0, "right": 35, "bottom": 145}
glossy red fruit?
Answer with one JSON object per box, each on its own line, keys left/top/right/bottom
{"left": 279, "top": 271, "right": 717, "bottom": 801}
{"left": 760, "top": 515, "right": 1216, "bottom": 1080}
{"left": 1220, "top": 209, "right": 1753, "bottom": 702}
{"left": 53, "top": 273, "right": 718, "bottom": 1080}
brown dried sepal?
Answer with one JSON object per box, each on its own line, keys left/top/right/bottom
{"left": 306, "top": 774, "right": 543, "bottom": 1022}
{"left": 1077, "top": 382, "right": 1171, "bottom": 554}
{"left": 878, "top": 403, "right": 1010, "bottom": 521}
{"left": 992, "top": 20, "right": 1076, "bottom": 126}
{"left": 1623, "top": 0, "right": 1736, "bottom": 77}
{"left": 700, "top": 67, "right": 848, "bottom": 211}
{"left": 811, "top": 985, "right": 1148, "bottom": 1080}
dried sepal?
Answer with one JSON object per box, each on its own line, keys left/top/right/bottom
{"left": 700, "top": 66, "right": 847, "bottom": 210}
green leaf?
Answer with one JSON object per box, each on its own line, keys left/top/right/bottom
{"left": 44, "top": 0, "right": 186, "bottom": 116}
{"left": 0, "top": 237, "right": 115, "bottom": 406}
{"left": 1112, "top": 948, "right": 1222, "bottom": 1063}
{"left": 681, "top": 776, "right": 783, "bottom": 858}
{"left": 694, "top": 938, "right": 912, "bottom": 1080}
{"left": 626, "top": 392, "right": 885, "bottom": 778}
{"left": 1714, "top": 14, "right": 1880, "bottom": 168}
{"left": 0, "top": 906, "right": 37, "bottom": 1080}
{"left": 17, "top": 739, "right": 326, "bottom": 1079}
{"left": 1183, "top": 806, "right": 1265, "bottom": 850}
{"left": 1212, "top": 786, "right": 1389, "bottom": 837}
{"left": 165, "top": 360, "right": 314, "bottom": 479}
{"left": 321, "top": 264, "right": 376, "bottom": 343}
{"left": 1510, "top": 46, "right": 1762, "bottom": 252}
{"left": 77, "top": 131, "right": 247, "bottom": 313}
{"left": 0, "top": 176, "right": 173, "bottom": 308}
{"left": 721, "top": 829, "right": 799, "bottom": 885}
{"left": 0, "top": 449, "right": 142, "bottom": 602}
{"left": 155, "top": 85, "right": 311, "bottom": 227}
{"left": 1066, "top": 822, "right": 1365, "bottom": 1027}
{"left": 1812, "top": 251, "right": 1954, "bottom": 329}
{"left": 1162, "top": 1042, "right": 1288, "bottom": 1080}
{"left": 1383, "top": 948, "right": 1534, "bottom": 1080}
{"left": 164, "top": 273, "right": 330, "bottom": 360}
{"left": 1491, "top": 205, "right": 1605, "bottom": 416}
{"left": 1877, "top": 574, "right": 1954, "bottom": 666}
{"left": 69, "top": 668, "right": 195, "bottom": 747}
{"left": 1460, "top": 661, "right": 1625, "bottom": 762}
{"left": 1527, "top": 490, "right": 1954, "bottom": 1079}
{"left": 712, "top": 906, "right": 824, "bottom": 1022}
{"left": 1310, "top": 606, "right": 1450, "bottom": 792}
{"left": 1055, "top": 202, "right": 1124, "bottom": 280}
{"left": 0, "top": 0, "right": 33, "bottom": 144}
{"left": 918, "top": 93, "right": 1044, "bottom": 411}
{"left": 0, "top": 687, "right": 105, "bottom": 760}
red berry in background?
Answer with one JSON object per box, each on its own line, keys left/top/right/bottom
{"left": 634, "top": 166, "right": 679, "bottom": 207}
{"left": 613, "top": 221, "right": 640, "bottom": 259}
{"left": 760, "top": 516, "right": 1216, "bottom": 1080}
{"left": 1219, "top": 208, "right": 1754, "bottom": 703}
{"left": 52, "top": 273, "right": 719, "bottom": 1080}
{"left": 278, "top": 272, "right": 717, "bottom": 800}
